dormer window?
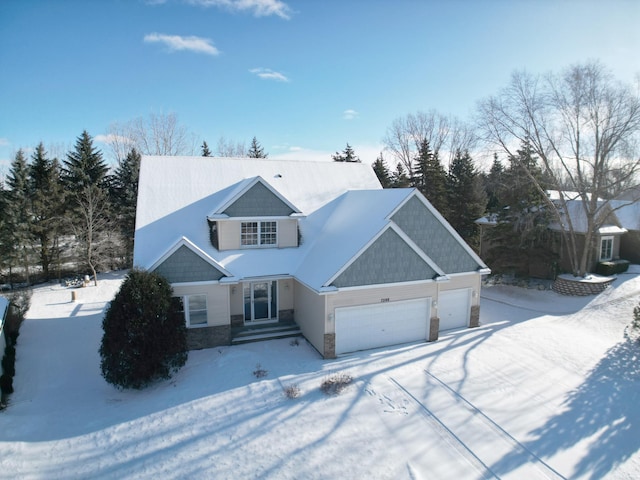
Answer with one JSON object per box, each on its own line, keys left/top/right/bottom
{"left": 241, "top": 221, "right": 277, "bottom": 247}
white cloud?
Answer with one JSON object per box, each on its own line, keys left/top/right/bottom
{"left": 250, "top": 68, "right": 289, "bottom": 82}
{"left": 186, "top": 0, "right": 292, "bottom": 19}
{"left": 0, "top": 138, "right": 10, "bottom": 147}
{"left": 144, "top": 33, "right": 220, "bottom": 56}
{"left": 343, "top": 109, "right": 359, "bottom": 120}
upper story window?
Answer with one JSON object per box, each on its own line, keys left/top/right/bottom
{"left": 241, "top": 221, "right": 277, "bottom": 247}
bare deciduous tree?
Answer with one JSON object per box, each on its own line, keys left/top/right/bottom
{"left": 106, "top": 112, "right": 197, "bottom": 163}
{"left": 477, "top": 62, "right": 640, "bottom": 276}
{"left": 216, "top": 136, "right": 247, "bottom": 157}
{"left": 383, "top": 109, "right": 477, "bottom": 175}
{"left": 70, "top": 185, "right": 112, "bottom": 286}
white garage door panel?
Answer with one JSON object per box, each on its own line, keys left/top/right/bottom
{"left": 439, "top": 289, "right": 470, "bottom": 331}
{"left": 335, "top": 298, "right": 430, "bottom": 355}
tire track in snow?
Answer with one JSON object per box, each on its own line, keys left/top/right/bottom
{"left": 423, "top": 369, "right": 566, "bottom": 480}
{"left": 386, "top": 377, "right": 498, "bottom": 480}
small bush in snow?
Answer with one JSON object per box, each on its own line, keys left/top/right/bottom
{"left": 320, "top": 373, "right": 353, "bottom": 395}
{"left": 99, "top": 269, "right": 188, "bottom": 389}
{"left": 633, "top": 303, "right": 640, "bottom": 331}
{"left": 284, "top": 384, "right": 301, "bottom": 399}
{"left": 253, "top": 364, "right": 268, "bottom": 378}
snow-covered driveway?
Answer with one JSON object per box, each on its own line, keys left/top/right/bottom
{"left": 0, "top": 269, "right": 639, "bottom": 479}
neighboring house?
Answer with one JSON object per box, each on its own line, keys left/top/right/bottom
{"left": 548, "top": 200, "right": 627, "bottom": 273}
{"left": 477, "top": 194, "right": 636, "bottom": 278}
{"left": 610, "top": 200, "right": 640, "bottom": 264}
{"left": 134, "top": 157, "right": 490, "bottom": 358}
{"left": 0, "top": 296, "right": 8, "bottom": 369}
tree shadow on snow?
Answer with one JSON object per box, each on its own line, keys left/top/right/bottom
{"left": 489, "top": 336, "right": 640, "bottom": 479}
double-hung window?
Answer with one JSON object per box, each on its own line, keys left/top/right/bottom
{"left": 241, "top": 221, "right": 277, "bottom": 247}
{"left": 179, "top": 294, "right": 208, "bottom": 327}
{"left": 600, "top": 236, "right": 614, "bottom": 261}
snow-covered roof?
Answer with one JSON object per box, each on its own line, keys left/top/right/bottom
{"left": 135, "top": 156, "right": 381, "bottom": 233}
{"left": 134, "top": 156, "right": 483, "bottom": 291}
{"left": 610, "top": 200, "right": 640, "bottom": 231}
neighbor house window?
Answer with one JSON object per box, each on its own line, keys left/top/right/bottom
{"left": 180, "top": 294, "right": 208, "bottom": 327}
{"left": 241, "top": 221, "right": 277, "bottom": 247}
{"left": 600, "top": 236, "right": 614, "bottom": 261}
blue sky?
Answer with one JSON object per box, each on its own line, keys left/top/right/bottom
{"left": 1, "top": 0, "right": 638, "bottom": 172}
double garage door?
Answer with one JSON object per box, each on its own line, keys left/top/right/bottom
{"left": 335, "top": 289, "right": 470, "bottom": 355}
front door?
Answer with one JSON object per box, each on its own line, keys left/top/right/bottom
{"left": 244, "top": 281, "right": 277, "bottom": 323}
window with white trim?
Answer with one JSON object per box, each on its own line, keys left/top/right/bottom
{"left": 241, "top": 221, "right": 277, "bottom": 247}
{"left": 179, "top": 294, "right": 208, "bottom": 327}
{"left": 600, "top": 236, "right": 614, "bottom": 261}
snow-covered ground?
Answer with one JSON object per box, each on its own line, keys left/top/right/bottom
{"left": 1, "top": 268, "right": 640, "bottom": 480}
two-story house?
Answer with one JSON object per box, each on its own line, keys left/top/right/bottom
{"left": 133, "top": 156, "right": 489, "bottom": 358}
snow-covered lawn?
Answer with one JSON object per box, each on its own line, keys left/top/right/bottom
{"left": 1, "top": 269, "right": 640, "bottom": 480}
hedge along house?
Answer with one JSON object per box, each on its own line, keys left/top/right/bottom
{"left": 134, "top": 157, "right": 490, "bottom": 358}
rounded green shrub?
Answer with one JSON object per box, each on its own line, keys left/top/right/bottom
{"left": 99, "top": 269, "right": 188, "bottom": 389}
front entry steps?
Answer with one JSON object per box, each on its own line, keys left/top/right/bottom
{"left": 231, "top": 321, "right": 302, "bottom": 345}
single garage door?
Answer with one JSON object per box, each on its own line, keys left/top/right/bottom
{"left": 335, "top": 298, "right": 430, "bottom": 355}
{"left": 438, "top": 289, "right": 471, "bottom": 331}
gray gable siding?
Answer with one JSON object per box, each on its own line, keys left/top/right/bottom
{"left": 223, "top": 182, "right": 295, "bottom": 217}
{"left": 392, "top": 196, "right": 480, "bottom": 274}
{"left": 154, "top": 245, "right": 226, "bottom": 283}
{"left": 331, "top": 228, "right": 437, "bottom": 288}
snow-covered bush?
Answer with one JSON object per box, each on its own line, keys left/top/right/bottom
{"left": 633, "top": 303, "right": 640, "bottom": 331}
{"left": 284, "top": 384, "right": 301, "bottom": 399}
{"left": 320, "top": 372, "right": 353, "bottom": 395}
{"left": 99, "top": 269, "right": 187, "bottom": 389}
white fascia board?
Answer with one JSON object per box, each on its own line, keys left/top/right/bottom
{"left": 213, "top": 215, "right": 298, "bottom": 222}
{"left": 332, "top": 277, "right": 439, "bottom": 293}
{"left": 235, "top": 274, "right": 294, "bottom": 283}
{"left": 148, "top": 236, "right": 233, "bottom": 277}
{"left": 389, "top": 189, "right": 489, "bottom": 270}
{"left": 170, "top": 280, "right": 222, "bottom": 287}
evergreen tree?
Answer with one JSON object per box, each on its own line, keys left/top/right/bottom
{"left": 110, "top": 148, "right": 141, "bottom": 266}
{"left": 29, "top": 143, "right": 65, "bottom": 280}
{"left": 247, "top": 136, "right": 268, "bottom": 158}
{"left": 63, "top": 130, "right": 109, "bottom": 189}
{"left": 484, "top": 153, "right": 505, "bottom": 214}
{"left": 64, "top": 131, "right": 111, "bottom": 284}
{"left": 332, "top": 143, "right": 360, "bottom": 162}
{"left": 446, "top": 150, "right": 487, "bottom": 244}
{"left": 100, "top": 269, "right": 188, "bottom": 389}
{"left": 413, "top": 139, "right": 448, "bottom": 217}
{"left": 372, "top": 153, "right": 392, "bottom": 188}
{"left": 390, "top": 162, "right": 411, "bottom": 188}
{"left": 484, "top": 139, "right": 555, "bottom": 276}
{"left": 201, "top": 141, "right": 212, "bottom": 157}
{"left": 6, "top": 150, "right": 33, "bottom": 284}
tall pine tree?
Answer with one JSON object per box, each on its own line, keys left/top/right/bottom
{"left": 332, "top": 143, "right": 360, "bottom": 162}
{"left": 446, "top": 150, "right": 487, "bottom": 245}
{"left": 372, "top": 153, "right": 392, "bottom": 188}
{"left": 247, "top": 137, "right": 268, "bottom": 158}
{"left": 110, "top": 148, "right": 141, "bottom": 267}
{"left": 413, "top": 140, "right": 448, "bottom": 217}
{"left": 64, "top": 131, "right": 111, "bottom": 284}
{"left": 63, "top": 130, "right": 109, "bottom": 190}
{"left": 201, "top": 141, "right": 212, "bottom": 157}
{"left": 6, "top": 150, "right": 33, "bottom": 284}
{"left": 29, "top": 143, "right": 65, "bottom": 280}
